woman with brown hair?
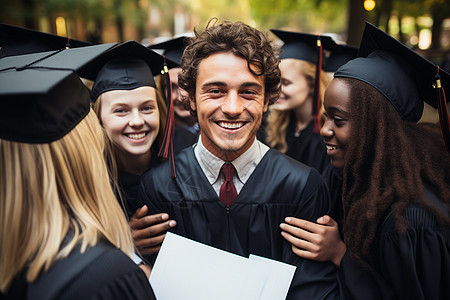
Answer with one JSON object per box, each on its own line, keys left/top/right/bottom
{"left": 280, "top": 23, "right": 450, "bottom": 299}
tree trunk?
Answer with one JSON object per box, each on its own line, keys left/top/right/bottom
{"left": 346, "top": 0, "right": 370, "bottom": 46}
{"left": 21, "top": 0, "right": 38, "bottom": 29}
{"left": 114, "top": 0, "right": 124, "bottom": 43}
{"left": 431, "top": 11, "right": 443, "bottom": 49}
{"left": 398, "top": 14, "right": 405, "bottom": 44}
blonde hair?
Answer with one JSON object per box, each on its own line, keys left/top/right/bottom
{"left": 265, "top": 59, "right": 329, "bottom": 152}
{"left": 0, "top": 110, "right": 134, "bottom": 293}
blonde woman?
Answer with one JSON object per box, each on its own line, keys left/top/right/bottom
{"left": 265, "top": 57, "right": 330, "bottom": 174}
{"left": 89, "top": 41, "right": 177, "bottom": 258}
{"left": 0, "top": 52, "right": 155, "bottom": 299}
{"left": 265, "top": 30, "right": 355, "bottom": 175}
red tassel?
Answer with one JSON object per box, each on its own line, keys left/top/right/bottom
{"left": 158, "top": 57, "right": 177, "bottom": 178}
{"left": 313, "top": 37, "right": 323, "bottom": 134}
{"left": 435, "top": 67, "right": 450, "bottom": 153}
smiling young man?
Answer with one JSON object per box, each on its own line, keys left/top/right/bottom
{"left": 138, "top": 19, "right": 340, "bottom": 299}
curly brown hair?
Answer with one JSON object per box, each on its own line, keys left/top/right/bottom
{"left": 340, "top": 77, "right": 450, "bottom": 268}
{"left": 178, "top": 18, "right": 281, "bottom": 118}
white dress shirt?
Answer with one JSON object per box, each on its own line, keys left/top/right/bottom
{"left": 194, "top": 134, "right": 269, "bottom": 196}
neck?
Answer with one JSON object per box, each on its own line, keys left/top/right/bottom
{"left": 203, "top": 135, "right": 255, "bottom": 162}
{"left": 116, "top": 149, "right": 151, "bottom": 175}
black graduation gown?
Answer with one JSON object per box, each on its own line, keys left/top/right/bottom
{"left": 117, "top": 149, "right": 161, "bottom": 219}
{"left": 139, "top": 147, "right": 340, "bottom": 299}
{"left": 285, "top": 119, "right": 330, "bottom": 174}
{"left": 1, "top": 242, "right": 155, "bottom": 300}
{"left": 173, "top": 124, "right": 199, "bottom": 155}
{"left": 340, "top": 185, "right": 450, "bottom": 300}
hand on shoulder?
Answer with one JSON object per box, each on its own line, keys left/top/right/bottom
{"left": 280, "top": 215, "right": 346, "bottom": 268}
{"left": 129, "top": 205, "right": 177, "bottom": 255}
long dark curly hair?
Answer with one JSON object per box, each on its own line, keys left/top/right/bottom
{"left": 340, "top": 77, "right": 450, "bottom": 268}
{"left": 178, "top": 18, "right": 281, "bottom": 118}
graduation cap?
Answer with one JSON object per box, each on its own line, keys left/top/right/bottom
{"left": 85, "top": 40, "right": 178, "bottom": 100}
{"left": 334, "top": 22, "right": 450, "bottom": 152}
{"left": 0, "top": 43, "right": 117, "bottom": 80}
{"left": 271, "top": 29, "right": 337, "bottom": 133}
{"left": 324, "top": 43, "right": 358, "bottom": 72}
{"left": 0, "top": 23, "right": 92, "bottom": 58}
{"left": 86, "top": 40, "right": 177, "bottom": 176}
{"left": 148, "top": 36, "right": 190, "bottom": 67}
{"left": 0, "top": 45, "right": 113, "bottom": 143}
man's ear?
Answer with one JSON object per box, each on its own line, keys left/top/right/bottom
{"left": 189, "top": 95, "right": 197, "bottom": 112}
{"left": 263, "top": 97, "right": 269, "bottom": 113}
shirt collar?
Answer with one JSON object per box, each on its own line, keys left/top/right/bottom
{"left": 194, "top": 134, "right": 268, "bottom": 185}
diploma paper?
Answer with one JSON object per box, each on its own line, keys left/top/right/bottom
{"left": 150, "top": 232, "right": 296, "bottom": 300}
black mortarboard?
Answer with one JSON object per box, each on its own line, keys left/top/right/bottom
{"left": 335, "top": 22, "right": 450, "bottom": 151}
{"left": 0, "top": 23, "right": 92, "bottom": 58}
{"left": 270, "top": 29, "right": 335, "bottom": 64}
{"left": 324, "top": 43, "right": 358, "bottom": 72}
{"left": 271, "top": 29, "right": 336, "bottom": 133}
{"left": 148, "top": 36, "right": 189, "bottom": 67}
{"left": 86, "top": 40, "right": 176, "bottom": 100}
{"left": 0, "top": 45, "right": 113, "bottom": 143}
{"left": 0, "top": 43, "right": 117, "bottom": 80}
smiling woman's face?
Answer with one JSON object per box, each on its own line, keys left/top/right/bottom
{"left": 99, "top": 86, "right": 160, "bottom": 159}
{"left": 320, "top": 78, "right": 352, "bottom": 170}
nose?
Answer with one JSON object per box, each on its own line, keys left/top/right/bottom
{"left": 221, "top": 91, "right": 244, "bottom": 117}
{"left": 129, "top": 110, "right": 144, "bottom": 127}
{"left": 320, "top": 118, "right": 333, "bottom": 139}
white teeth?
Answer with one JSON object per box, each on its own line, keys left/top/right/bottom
{"left": 127, "top": 132, "right": 146, "bottom": 139}
{"left": 218, "top": 122, "right": 244, "bottom": 129}
{"left": 326, "top": 145, "right": 338, "bottom": 150}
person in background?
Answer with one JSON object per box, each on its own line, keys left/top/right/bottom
{"left": 0, "top": 46, "right": 155, "bottom": 299}
{"left": 264, "top": 30, "right": 334, "bottom": 174}
{"left": 86, "top": 41, "right": 177, "bottom": 259}
{"left": 280, "top": 22, "right": 450, "bottom": 300}
{"left": 149, "top": 36, "right": 200, "bottom": 154}
{"left": 139, "top": 19, "right": 341, "bottom": 299}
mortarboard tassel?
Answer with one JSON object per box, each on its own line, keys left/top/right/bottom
{"left": 312, "top": 37, "right": 323, "bottom": 134}
{"left": 435, "top": 67, "right": 450, "bottom": 153}
{"left": 158, "top": 57, "right": 177, "bottom": 178}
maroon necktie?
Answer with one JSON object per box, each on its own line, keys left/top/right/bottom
{"left": 219, "top": 163, "right": 238, "bottom": 207}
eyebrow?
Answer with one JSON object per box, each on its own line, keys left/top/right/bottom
{"left": 110, "top": 99, "right": 157, "bottom": 107}
{"left": 200, "top": 81, "right": 263, "bottom": 91}
{"left": 327, "top": 106, "right": 349, "bottom": 115}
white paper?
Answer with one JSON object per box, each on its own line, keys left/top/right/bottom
{"left": 150, "top": 232, "right": 296, "bottom": 300}
{"left": 249, "top": 254, "right": 297, "bottom": 300}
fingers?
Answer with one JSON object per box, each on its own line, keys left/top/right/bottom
{"left": 133, "top": 205, "right": 148, "bottom": 219}
{"left": 280, "top": 231, "right": 316, "bottom": 251}
{"left": 280, "top": 231, "right": 323, "bottom": 260}
{"left": 284, "top": 217, "right": 322, "bottom": 232}
{"left": 316, "top": 215, "right": 337, "bottom": 226}
{"left": 280, "top": 222, "right": 316, "bottom": 242}
{"left": 132, "top": 219, "right": 176, "bottom": 239}
{"left": 130, "top": 211, "right": 173, "bottom": 230}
